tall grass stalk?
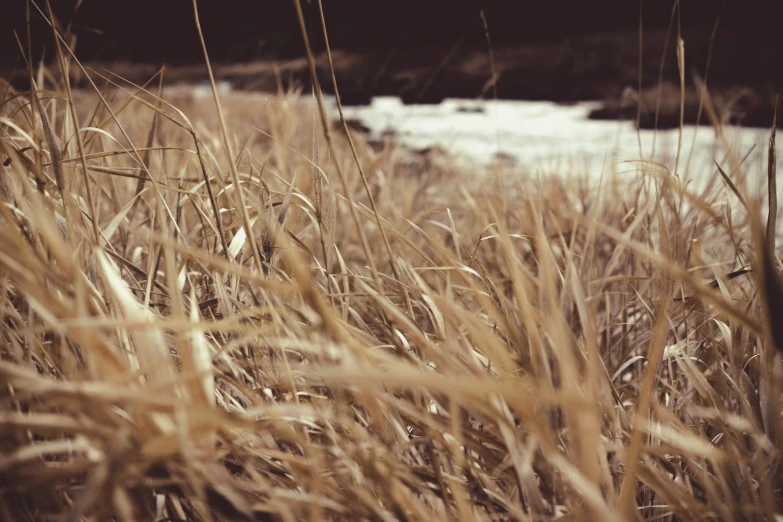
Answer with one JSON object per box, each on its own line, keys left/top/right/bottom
{"left": 1, "top": 5, "right": 782, "bottom": 522}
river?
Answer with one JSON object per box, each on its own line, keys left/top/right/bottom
{"left": 333, "top": 96, "right": 781, "bottom": 190}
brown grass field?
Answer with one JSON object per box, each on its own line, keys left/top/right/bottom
{"left": 1, "top": 2, "right": 783, "bottom": 521}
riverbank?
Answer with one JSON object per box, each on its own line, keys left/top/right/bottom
{"left": 4, "top": 27, "right": 779, "bottom": 129}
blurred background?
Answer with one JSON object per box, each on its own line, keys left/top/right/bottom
{"left": 1, "top": 1, "right": 778, "bottom": 103}
{"left": 2, "top": 0, "right": 781, "bottom": 166}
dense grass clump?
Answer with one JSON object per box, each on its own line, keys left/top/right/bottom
{"left": 1, "top": 13, "right": 783, "bottom": 521}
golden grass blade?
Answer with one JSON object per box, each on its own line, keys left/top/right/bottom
{"left": 767, "top": 99, "right": 778, "bottom": 255}
{"left": 191, "top": 0, "right": 263, "bottom": 272}
{"left": 96, "top": 250, "right": 174, "bottom": 388}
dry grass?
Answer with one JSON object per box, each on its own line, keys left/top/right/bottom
{"left": 2, "top": 13, "right": 783, "bottom": 522}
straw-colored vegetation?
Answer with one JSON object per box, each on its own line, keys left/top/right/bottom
{"left": 2, "top": 3, "right": 783, "bottom": 521}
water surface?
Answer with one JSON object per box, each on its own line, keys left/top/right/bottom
{"left": 334, "top": 97, "right": 781, "bottom": 185}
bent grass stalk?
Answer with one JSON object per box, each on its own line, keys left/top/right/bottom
{"left": 0, "top": 5, "right": 781, "bottom": 522}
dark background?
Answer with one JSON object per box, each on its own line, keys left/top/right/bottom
{"left": 1, "top": 1, "right": 778, "bottom": 68}
{"left": 2, "top": 0, "right": 781, "bottom": 119}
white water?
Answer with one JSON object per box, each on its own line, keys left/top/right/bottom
{"left": 332, "top": 96, "right": 780, "bottom": 184}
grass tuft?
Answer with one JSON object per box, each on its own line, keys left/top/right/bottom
{"left": 1, "top": 13, "right": 783, "bottom": 522}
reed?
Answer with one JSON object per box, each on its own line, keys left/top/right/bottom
{"left": 0, "top": 3, "right": 781, "bottom": 521}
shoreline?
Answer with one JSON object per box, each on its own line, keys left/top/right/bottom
{"left": 4, "top": 28, "right": 780, "bottom": 130}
